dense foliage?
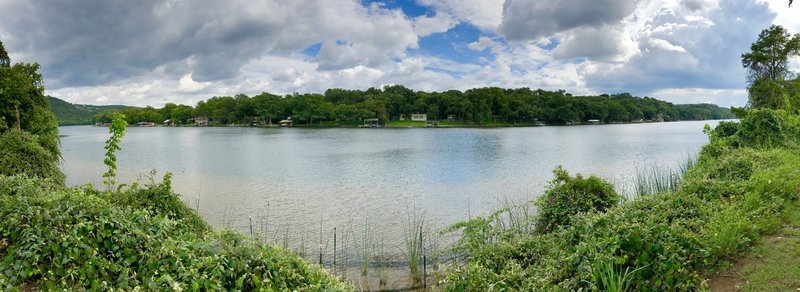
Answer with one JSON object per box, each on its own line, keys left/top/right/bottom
{"left": 0, "top": 38, "right": 350, "bottom": 291}
{"left": 0, "top": 130, "right": 64, "bottom": 186}
{"left": 0, "top": 175, "right": 350, "bottom": 291}
{"left": 47, "top": 96, "right": 128, "bottom": 126}
{"left": 91, "top": 88, "right": 734, "bottom": 127}
{"left": 0, "top": 62, "right": 60, "bottom": 159}
{"left": 535, "top": 167, "right": 620, "bottom": 234}
{"left": 0, "top": 40, "right": 62, "bottom": 185}
{"left": 442, "top": 109, "right": 800, "bottom": 290}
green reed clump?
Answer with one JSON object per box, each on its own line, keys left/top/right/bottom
{"left": 403, "top": 207, "right": 426, "bottom": 283}
{"left": 634, "top": 155, "right": 696, "bottom": 197}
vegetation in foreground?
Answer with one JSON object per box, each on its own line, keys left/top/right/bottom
{"left": 0, "top": 39, "right": 350, "bottom": 291}
{"left": 708, "top": 200, "right": 800, "bottom": 291}
{"left": 440, "top": 23, "right": 800, "bottom": 290}
{"left": 441, "top": 109, "right": 800, "bottom": 291}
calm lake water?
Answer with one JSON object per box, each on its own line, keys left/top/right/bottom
{"left": 59, "top": 121, "right": 717, "bottom": 259}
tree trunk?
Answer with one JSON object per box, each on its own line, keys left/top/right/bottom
{"left": 14, "top": 105, "right": 21, "bottom": 131}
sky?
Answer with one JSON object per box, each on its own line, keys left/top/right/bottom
{"left": 0, "top": 0, "right": 798, "bottom": 107}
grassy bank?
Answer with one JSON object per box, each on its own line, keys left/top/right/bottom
{"left": 442, "top": 108, "right": 800, "bottom": 290}
{"left": 708, "top": 200, "right": 800, "bottom": 290}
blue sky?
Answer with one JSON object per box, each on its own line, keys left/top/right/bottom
{"left": 0, "top": 0, "right": 798, "bottom": 107}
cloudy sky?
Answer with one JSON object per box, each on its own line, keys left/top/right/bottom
{"left": 1, "top": 0, "right": 798, "bottom": 107}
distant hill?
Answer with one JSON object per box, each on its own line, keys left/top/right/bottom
{"left": 48, "top": 96, "right": 129, "bottom": 126}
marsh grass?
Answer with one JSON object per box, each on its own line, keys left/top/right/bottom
{"left": 357, "top": 217, "right": 373, "bottom": 276}
{"left": 588, "top": 261, "right": 647, "bottom": 292}
{"left": 370, "top": 237, "right": 389, "bottom": 288}
{"left": 633, "top": 154, "right": 696, "bottom": 197}
{"left": 403, "top": 206, "right": 426, "bottom": 283}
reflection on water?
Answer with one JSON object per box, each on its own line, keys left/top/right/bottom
{"left": 59, "top": 121, "right": 716, "bottom": 286}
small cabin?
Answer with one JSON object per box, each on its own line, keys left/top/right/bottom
{"left": 279, "top": 118, "right": 293, "bottom": 127}
{"left": 363, "top": 118, "right": 379, "bottom": 128}
{"left": 587, "top": 119, "right": 600, "bottom": 125}
{"left": 195, "top": 116, "right": 210, "bottom": 127}
{"left": 163, "top": 119, "right": 173, "bottom": 126}
{"left": 411, "top": 113, "right": 427, "bottom": 121}
{"left": 136, "top": 122, "right": 156, "bottom": 127}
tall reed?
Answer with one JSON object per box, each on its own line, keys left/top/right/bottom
{"left": 403, "top": 206, "right": 426, "bottom": 283}
{"left": 633, "top": 154, "right": 696, "bottom": 197}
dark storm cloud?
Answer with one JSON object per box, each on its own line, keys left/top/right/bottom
{"left": 499, "top": 0, "right": 639, "bottom": 41}
{"left": 0, "top": 0, "right": 294, "bottom": 88}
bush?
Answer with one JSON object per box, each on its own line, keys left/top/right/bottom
{"left": 0, "top": 176, "right": 351, "bottom": 291}
{"left": 535, "top": 166, "right": 620, "bottom": 234}
{"left": 106, "top": 172, "right": 210, "bottom": 234}
{"left": 737, "top": 108, "right": 789, "bottom": 148}
{"left": 0, "top": 130, "right": 63, "bottom": 186}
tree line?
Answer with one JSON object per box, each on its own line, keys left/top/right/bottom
{"left": 95, "top": 86, "right": 734, "bottom": 126}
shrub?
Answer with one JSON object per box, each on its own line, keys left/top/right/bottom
{"left": 106, "top": 172, "right": 210, "bottom": 235}
{"left": 0, "top": 176, "right": 350, "bottom": 290}
{"left": 737, "top": 108, "right": 788, "bottom": 148}
{"left": 0, "top": 130, "right": 63, "bottom": 186}
{"left": 535, "top": 166, "right": 620, "bottom": 234}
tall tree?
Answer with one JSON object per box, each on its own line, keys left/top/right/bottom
{"left": 741, "top": 25, "right": 800, "bottom": 83}
{"left": 741, "top": 25, "right": 800, "bottom": 109}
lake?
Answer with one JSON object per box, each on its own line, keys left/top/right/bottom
{"left": 59, "top": 121, "right": 717, "bottom": 260}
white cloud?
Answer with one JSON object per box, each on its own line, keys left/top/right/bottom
{"left": 553, "top": 25, "right": 633, "bottom": 62}
{"left": 3, "top": 0, "right": 797, "bottom": 109}
{"left": 649, "top": 87, "right": 747, "bottom": 106}
{"left": 467, "top": 37, "right": 498, "bottom": 52}
{"left": 178, "top": 74, "right": 212, "bottom": 92}
{"left": 416, "top": 0, "right": 504, "bottom": 30}
{"left": 413, "top": 13, "right": 458, "bottom": 37}
{"left": 647, "top": 38, "right": 688, "bottom": 52}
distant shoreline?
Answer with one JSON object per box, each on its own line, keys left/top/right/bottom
{"left": 61, "top": 119, "right": 732, "bottom": 129}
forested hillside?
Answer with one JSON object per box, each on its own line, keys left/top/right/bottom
{"left": 48, "top": 96, "right": 127, "bottom": 125}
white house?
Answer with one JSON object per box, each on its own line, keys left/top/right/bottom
{"left": 411, "top": 114, "right": 427, "bottom": 121}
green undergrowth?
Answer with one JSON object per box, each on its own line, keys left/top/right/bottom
{"left": 733, "top": 201, "right": 800, "bottom": 291}
{"left": 443, "top": 108, "right": 800, "bottom": 290}
{"left": 0, "top": 175, "right": 351, "bottom": 291}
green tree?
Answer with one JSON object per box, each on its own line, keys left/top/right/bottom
{"left": 0, "top": 46, "right": 60, "bottom": 159}
{"left": 741, "top": 25, "right": 800, "bottom": 82}
{"left": 748, "top": 78, "right": 789, "bottom": 109}
{"left": 741, "top": 25, "right": 800, "bottom": 109}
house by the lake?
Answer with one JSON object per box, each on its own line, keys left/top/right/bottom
{"left": 279, "top": 118, "right": 293, "bottom": 127}
{"left": 194, "top": 116, "right": 209, "bottom": 127}
{"left": 363, "top": 118, "right": 379, "bottom": 127}
{"left": 410, "top": 113, "right": 427, "bottom": 121}
{"left": 587, "top": 119, "right": 600, "bottom": 125}
{"left": 136, "top": 122, "right": 156, "bottom": 127}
